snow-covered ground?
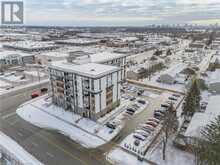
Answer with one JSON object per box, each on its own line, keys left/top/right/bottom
{"left": 24, "top": 71, "right": 46, "bottom": 77}
{"left": 0, "top": 74, "right": 28, "bottom": 83}
{"left": 0, "top": 131, "right": 44, "bottom": 165}
{"left": 17, "top": 95, "right": 128, "bottom": 148}
{"left": 142, "top": 73, "right": 186, "bottom": 93}
{"left": 107, "top": 148, "right": 151, "bottom": 165}
{"left": 145, "top": 138, "right": 195, "bottom": 165}
{"left": 0, "top": 80, "right": 11, "bottom": 88}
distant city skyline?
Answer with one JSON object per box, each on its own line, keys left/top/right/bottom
{"left": 22, "top": 0, "right": 220, "bottom": 26}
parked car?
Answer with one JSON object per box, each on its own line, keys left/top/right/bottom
{"left": 148, "top": 118, "right": 160, "bottom": 124}
{"left": 135, "top": 130, "right": 150, "bottom": 138}
{"left": 127, "top": 108, "right": 135, "bottom": 113}
{"left": 154, "top": 111, "right": 164, "bottom": 119}
{"left": 155, "top": 110, "right": 165, "bottom": 115}
{"left": 134, "top": 139, "right": 140, "bottom": 146}
{"left": 172, "top": 94, "right": 181, "bottom": 98}
{"left": 41, "top": 88, "right": 48, "bottom": 93}
{"left": 130, "top": 97, "right": 136, "bottom": 101}
{"left": 145, "top": 121, "right": 158, "bottom": 128}
{"left": 106, "top": 122, "right": 116, "bottom": 129}
{"left": 31, "top": 92, "right": 40, "bottom": 99}
{"left": 137, "top": 89, "right": 144, "bottom": 96}
{"left": 168, "top": 97, "right": 178, "bottom": 101}
{"left": 133, "top": 133, "right": 146, "bottom": 141}
{"left": 126, "top": 110, "right": 134, "bottom": 116}
{"left": 137, "top": 100, "right": 146, "bottom": 105}
{"left": 140, "top": 124, "right": 155, "bottom": 132}
{"left": 132, "top": 104, "right": 140, "bottom": 109}
{"left": 161, "top": 103, "right": 170, "bottom": 108}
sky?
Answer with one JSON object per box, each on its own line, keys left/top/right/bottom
{"left": 21, "top": 0, "right": 220, "bottom": 26}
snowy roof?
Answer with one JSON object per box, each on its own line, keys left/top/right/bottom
{"left": 90, "top": 52, "right": 127, "bottom": 63}
{"left": 55, "top": 38, "right": 100, "bottom": 44}
{"left": 210, "top": 55, "right": 220, "bottom": 63}
{"left": 207, "top": 69, "right": 220, "bottom": 84}
{"left": 185, "top": 95, "right": 220, "bottom": 139}
{"left": 161, "top": 63, "right": 186, "bottom": 78}
{"left": 3, "top": 41, "right": 56, "bottom": 49}
{"left": 119, "top": 37, "right": 139, "bottom": 42}
{"left": 40, "top": 51, "right": 69, "bottom": 57}
{"left": 205, "top": 95, "right": 220, "bottom": 115}
{"left": 49, "top": 61, "right": 120, "bottom": 78}
{"left": 0, "top": 50, "right": 34, "bottom": 59}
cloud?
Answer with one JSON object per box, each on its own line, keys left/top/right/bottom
{"left": 23, "top": 0, "right": 220, "bottom": 26}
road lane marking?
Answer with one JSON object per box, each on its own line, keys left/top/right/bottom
{"left": 2, "top": 111, "right": 17, "bottom": 119}
{"left": 46, "top": 152, "right": 54, "bottom": 158}
{"left": 31, "top": 142, "right": 39, "bottom": 147}
{"left": 10, "top": 119, "right": 18, "bottom": 126}
{"left": 17, "top": 132, "right": 23, "bottom": 137}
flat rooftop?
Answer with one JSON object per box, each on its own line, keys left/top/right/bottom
{"left": 3, "top": 41, "right": 57, "bottom": 49}
{"left": 90, "top": 52, "right": 127, "bottom": 63}
{"left": 49, "top": 61, "right": 120, "bottom": 78}
{"left": 0, "top": 49, "right": 34, "bottom": 59}
{"left": 55, "top": 38, "right": 100, "bottom": 44}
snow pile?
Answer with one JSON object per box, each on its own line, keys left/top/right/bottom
{"left": 0, "top": 131, "right": 44, "bottom": 165}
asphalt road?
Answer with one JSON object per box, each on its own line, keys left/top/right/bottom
{"left": 0, "top": 105, "right": 110, "bottom": 165}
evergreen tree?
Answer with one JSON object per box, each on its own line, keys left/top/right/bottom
{"left": 195, "top": 116, "right": 220, "bottom": 165}
{"left": 191, "top": 78, "right": 201, "bottom": 108}
{"left": 182, "top": 90, "right": 196, "bottom": 117}
{"left": 182, "top": 77, "right": 201, "bottom": 118}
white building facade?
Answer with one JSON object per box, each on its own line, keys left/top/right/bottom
{"left": 49, "top": 62, "right": 121, "bottom": 120}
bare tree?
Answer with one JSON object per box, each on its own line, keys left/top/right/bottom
{"left": 162, "top": 103, "right": 179, "bottom": 160}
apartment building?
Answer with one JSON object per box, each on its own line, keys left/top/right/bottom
{"left": 68, "top": 51, "right": 127, "bottom": 81}
{"left": 49, "top": 61, "right": 122, "bottom": 120}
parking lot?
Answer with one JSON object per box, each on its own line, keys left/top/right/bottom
{"left": 111, "top": 83, "right": 184, "bottom": 156}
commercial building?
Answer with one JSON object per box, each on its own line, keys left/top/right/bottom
{"left": 0, "top": 50, "right": 35, "bottom": 66}
{"left": 49, "top": 61, "right": 122, "bottom": 120}
{"left": 55, "top": 38, "right": 101, "bottom": 46}
{"left": 3, "top": 41, "right": 59, "bottom": 52}
{"left": 158, "top": 63, "right": 186, "bottom": 84}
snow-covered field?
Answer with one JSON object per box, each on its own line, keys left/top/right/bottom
{"left": 0, "top": 131, "right": 44, "bottom": 165}
{"left": 16, "top": 95, "right": 127, "bottom": 148}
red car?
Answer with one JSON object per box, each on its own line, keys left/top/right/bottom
{"left": 145, "top": 121, "right": 158, "bottom": 128}
{"left": 31, "top": 92, "right": 40, "bottom": 99}
{"left": 148, "top": 118, "right": 160, "bottom": 124}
